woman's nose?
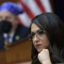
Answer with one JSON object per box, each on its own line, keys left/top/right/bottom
{"left": 33, "top": 35, "right": 37, "bottom": 40}
{"left": 33, "top": 35, "right": 40, "bottom": 43}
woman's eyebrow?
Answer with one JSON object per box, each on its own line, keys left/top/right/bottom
{"left": 37, "top": 30, "right": 43, "bottom": 32}
{"left": 31, "top": 32, "right": 35, "bottom": 33}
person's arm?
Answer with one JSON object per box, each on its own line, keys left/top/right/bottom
{"left": 38, "top": 49, "right": 52, "bottom": 64}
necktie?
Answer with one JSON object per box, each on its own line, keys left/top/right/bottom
{"left": 5, "top": 35, "right": 10, "bottom": 42}
{"left": 4, "top": 35, "right": 10, "bottom": 49}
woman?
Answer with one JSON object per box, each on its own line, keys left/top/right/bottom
{"left": 30, "top": 13, "right": 64, "bottom": 64}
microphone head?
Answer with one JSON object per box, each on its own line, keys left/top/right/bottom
{"left": 0, "top": 20, "right": 12, "bottom": 33}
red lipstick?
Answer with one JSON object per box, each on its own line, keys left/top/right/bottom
{"left": 36, "top": 44, "right": 41, "bottom": 48}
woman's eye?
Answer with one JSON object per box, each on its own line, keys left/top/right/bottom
{"left": 31, "top": 33, "right": 35, "bottom": 37}
{"left": 38, "top": 31, "right": 44, "bottom": 35}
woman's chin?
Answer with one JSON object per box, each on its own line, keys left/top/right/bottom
{"left": 37, "top": 48, "right": 43, "bottom": 52}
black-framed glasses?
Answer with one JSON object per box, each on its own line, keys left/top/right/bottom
{"left": 29, "top": 30, "right": 45, "bottom": 40}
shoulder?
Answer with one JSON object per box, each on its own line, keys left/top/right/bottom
{"left": 14, "top": 24, "right": 30, "bottom": 39}
{"left": 16, "top": 24, "right": 30, "bottom": 32}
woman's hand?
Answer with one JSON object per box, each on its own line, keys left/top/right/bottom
{"left": 38, "top": 49, "right": 52, "bottom": 64}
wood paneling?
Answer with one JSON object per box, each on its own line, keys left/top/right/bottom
{"left": 0, "top": 0, "right": 17, "bottom": 4}
{"left": 50, "top": 0, "right": 55, "bottom": 12}
{"left": 0, "top": 38, "right": 32, "bottom": 64}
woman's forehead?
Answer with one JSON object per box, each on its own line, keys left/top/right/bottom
{"left": 31, "top": 23, "right": 40, "bottom": 32}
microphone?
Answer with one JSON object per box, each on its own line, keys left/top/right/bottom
{"left": 0, "top": 20, "right": 12, "bottom": 33}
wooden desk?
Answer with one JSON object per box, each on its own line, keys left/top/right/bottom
{"left": 0, "top": 38, "right": 32, "bottom": 64}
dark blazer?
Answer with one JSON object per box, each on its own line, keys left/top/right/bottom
{"left": 0, "top": 24, "right": 30, "bottom": 50}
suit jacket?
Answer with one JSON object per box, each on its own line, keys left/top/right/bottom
{"left": 0, "top": 24, "right": 30, "bottom": 50}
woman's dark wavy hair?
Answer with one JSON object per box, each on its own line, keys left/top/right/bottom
{"left": 31, "top": 13, "right": 64, "bottom": 64}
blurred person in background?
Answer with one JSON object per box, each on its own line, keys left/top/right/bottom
{"left": 0, "top": 2, "right": 29, "bottom": 50}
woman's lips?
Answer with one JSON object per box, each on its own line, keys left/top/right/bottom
{"left": 35, "top": 44, "right": 41, "bottom": 48}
